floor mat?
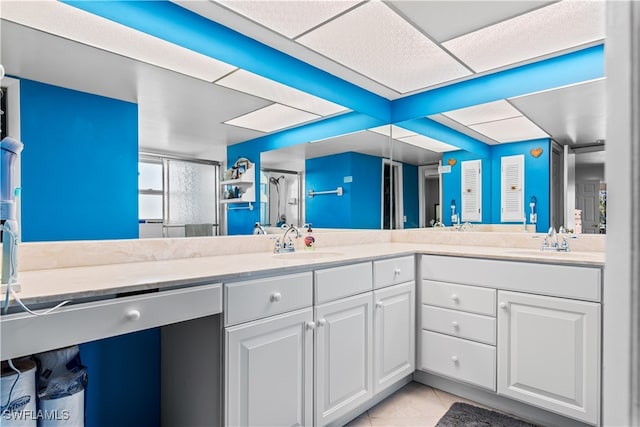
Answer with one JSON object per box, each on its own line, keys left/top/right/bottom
{"left": 436, "top": 402, "right": 540, "bottom": 427}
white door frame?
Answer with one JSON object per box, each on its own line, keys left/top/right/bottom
{"left": 604, "top": 3, "right": 640, "bottom": 426}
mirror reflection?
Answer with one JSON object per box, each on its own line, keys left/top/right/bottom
{"left": 0, "top": 2, "right": 606, "bottom": 240}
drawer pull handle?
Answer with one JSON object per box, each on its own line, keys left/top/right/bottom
{"left": 375, "top": 301, "right": 384, "bottom": 308}
{"left": 451, "top": 355, "right": 459, "bottom": 363}
{"left": 499, "top": 302, "right": 507, "bottom": 310}
{"left": 306, "top": 321, "right": 316, "bottom": 330}
{"left": 452, "top": 321, "right": 459, "bottom": 328}
{"left": 451, "top": 294, "right": 459, "bottom": 302}
{"left": 126, "top": 309, "right": 141, "bottom": 321}
{"left": 270, "top": 292, "right": 282, "bottom": 302}
{"left": 317, "top": 318, "right": 327, "bottom": 327}
{"left": 393, "top": 268, "right": 401, "bottom": 275}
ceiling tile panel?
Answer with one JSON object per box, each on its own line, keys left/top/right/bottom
{"left": 443, "top": 1, "right": 605, "bottom": 72}
{"left": 441, "top": 100, "right": 521, "bottom": 126}
{"left": 297, "top": 1, "right": 471, "bottom": 93}
{"left": 224, "top": 103, "right": 320, "bottom": 133}
{"left": 398, "top": 134, "right": 458, "bottom": 152}
{"left": 215, "top": 69, "right": 347, "bottom": 116}
{"left": 469, "top": 116, "right": 549, "bottom": 143}
{"left": 388, "top": 0, "right": 554, "bottom": 43}
{"left": 368, "top": 125, "right": 416, "bottom": 139}
{"left": 214, "top": 0, "right": 362, "bottom": 39}
{"left": 1, "top": 0, "right": 236, "bottom": 82}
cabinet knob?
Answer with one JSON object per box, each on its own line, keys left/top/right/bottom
{"left": 270, "top": 292, "right": 282, "bottom": 302}
{"left": 126, "top": 309, "right": 141, "bottom": 321}
{"left": 451, "top": 355, "right": 459, "bottom": 363}
{"left": 393, "top": 268, "right": 401, "bottom": 275}
{"left": 305, "top": 321, "right": 316, "bottom": 330}
{"left": 317, "top": 318, "right": 327, "bottom": 327}
{"left": 499, "top": 302, "right": 507, "bottom": 310}
{"left": 452, "top": 321, "right": 459, "bottom": 328}
{"left": 375, "top": 301, "right": 384, "bottom": 308}
{"left": 451, "top": 294, "right": 459, "bottom": 302}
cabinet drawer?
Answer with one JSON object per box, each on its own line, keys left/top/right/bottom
{"left": 373, "top": 256, "right": 415, "bottom": 289}
{"left": 315, "top": 262, "right": 372, "bottom": 304}
{"left": 225, "top": 272, "right": 312, "bottom": 326}
{"left": 420, "top": 330, "right": 496, "bottom": 391}
{"left": 422, "top": 280, "right": 496, "bottom": 316}
{"left": 422, "top": 305, "right": 496, "bottom": 345}
{"left": 422, "top": 255, "right": 601, "bottom": 302}
{"left": 1, "top": 283, "right": 222, "bottom": 360}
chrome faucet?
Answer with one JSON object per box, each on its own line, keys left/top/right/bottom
{"left": 274, "top": 224, "right": 301, "bottom": 253}
{"left": 253, "top": 222, "right": 267, "bottom": 235}
{"left": 542, "top": 226, "right": 570, "bottom": 252}
{"left": 458, "top": 222, "right": 473, "bottom": 231}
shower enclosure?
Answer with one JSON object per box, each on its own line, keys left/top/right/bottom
{"left": 260, "top": 169, "right": 302, "bottom": 227}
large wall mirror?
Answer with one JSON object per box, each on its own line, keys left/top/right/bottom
{"left": 1, "top": 1, "right": 606, "bottom": 240}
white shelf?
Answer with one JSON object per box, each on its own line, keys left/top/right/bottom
{"left": 221, "top": 197, "right": 253, "bottom": 204}
{"left": 222, "top": 162, "right": 256, "bottom": 203}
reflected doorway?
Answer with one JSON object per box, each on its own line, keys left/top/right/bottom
{"left": 418, "top": 164, "right": 441, "bottom": 227}
{"left": 382, "top": 160, "right": 403, "bottom": 229}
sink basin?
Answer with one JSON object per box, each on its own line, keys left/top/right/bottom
{"left": 272, "top": 251, "right": 343, "bottom": 260}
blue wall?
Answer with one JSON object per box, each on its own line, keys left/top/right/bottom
{"left": 20, "top": 79, "right": 139, "bottom": 241}
{"left": 305, "top": 152, "right": 384, "bottom": 229}
{"left": 305, "top": 152, "right": 418, "bottom": 229}
{"left": 19, "top": 78, "right": 159, "bottom": 427}
{"left": 490, "top": 139, "right": 551, "bottom": 232}
{"left": 442, "top": 139, "right": 551, "bottom": 232}
{"left": 441, "top": 151, "right": 492, "bottom": 226}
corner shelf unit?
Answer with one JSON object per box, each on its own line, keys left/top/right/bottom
{"left": 221, "top": 162, "right": 256, "bottom": 204}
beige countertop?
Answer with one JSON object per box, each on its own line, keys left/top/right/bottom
{"left": 9, "top": 238, "right": 605, "bottom": 307}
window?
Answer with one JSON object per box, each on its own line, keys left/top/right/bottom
{"left": 138, "top": 154, "right": 220, "bottom": 237}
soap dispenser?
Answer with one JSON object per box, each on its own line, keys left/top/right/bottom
{"left": 303, "top": 224, "right": 315, "bottom": 251}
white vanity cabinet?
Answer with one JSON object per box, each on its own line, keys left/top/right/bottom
{"left": 315, "top": 292, "right": 373, "bottom": 426}
{"left": 315, "top": 257, "right": 415, "bottom": 426}
{"left": 420, "top": 255, "right": 602, "bottom": 426}
{"left": 497, "top": 290, "right": 600, "bottom": 424}
{"left": 373, "top": 282, "right": 415, "bottom": 394}
{"left": 226, "top": 308, "right": 314, "bottom": 427}
{"left": 224, "top": 257, "right": 415, "bottom": 427}
{"left": 420, "top": 280, "right": 497, "bottom": 391}
{"left": 372, "top": 257, "right": 415, "bottom": 395}
{"left": 224, "top": 272, "right": 314, "bottom": 427}
{"left": 314, "top": 262, "right": 374, "bottom": 426}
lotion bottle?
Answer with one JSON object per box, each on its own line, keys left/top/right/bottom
{"left": 303, "top": 224, "right": 315, "bottom": 251}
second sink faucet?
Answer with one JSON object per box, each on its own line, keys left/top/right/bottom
{"left": 542, "top": 226, "right": 570, "bottom": 252}
{"left": 274, "top": 224, "right": 301, "bottom": 253}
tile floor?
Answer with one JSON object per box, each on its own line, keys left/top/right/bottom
{"left": 344, "top": 381, "right": 487, "bottom": 427}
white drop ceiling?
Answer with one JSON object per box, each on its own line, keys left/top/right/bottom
{"left": 224, "top": 103, "right": 320, "bottom": 133}
{"left": 0, "top": 0, "right": 606, "bottom": 166}
{"left": 215, "top": 69, "right": 348, "bottom": 117}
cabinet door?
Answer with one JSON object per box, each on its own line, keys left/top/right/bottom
{"left": 315, "top": 293, "right": 373, "bottom": 426}
{"left": 373, "top": 282, "right": 415, "bottom": 395}
{"left": 225, "top": 308, "right": 313, "bottom": 427}
{"left": 497, "top": 291, "right": 600, "bottom": 424}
